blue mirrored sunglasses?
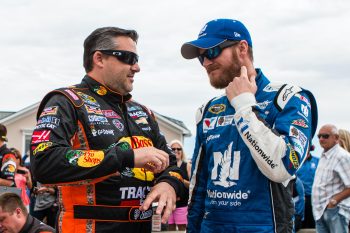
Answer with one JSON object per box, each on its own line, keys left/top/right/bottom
{"left": 198, "top": 41, "right": 239, "bottom": 65}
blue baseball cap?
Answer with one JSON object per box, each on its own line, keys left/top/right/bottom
{"left": 181, "top": 19, "right": 252, "bottom": 59}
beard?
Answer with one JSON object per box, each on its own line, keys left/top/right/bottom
{"left": 207, "top": 52, "right": 242, "bottom": 89}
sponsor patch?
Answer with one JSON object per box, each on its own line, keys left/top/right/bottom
{"left": 112, "top": 119, "right": 124, "bottom": 131}
{"left": 208, "top": 104, "right": 226, "bottom": 114}
{"left": 64, "top": 89, "right": 79, "bottom": 100}
{"left": 85, "top": 105, "right": 103, "bottom": 115}
{"left": 216, "top": 115, "right": 234, "bottom": 127}
{"left": 32, "top": 130, "right": 51, "bottom": 144}
{"left": 289, "top": 126, "right": 308, "bottom": 148}
{"left": 135, "top": 117, "right": 148, "bottom": 125}
{"left": 291, "top": 119, "right": 308, "bottom": 128}
{"left": 32, "top": 142, "right": 53, "bottom": 155}
{"left": 203, "top": 117, "right": 217, "bottom": 133}
{"left": 91, "top": 128, "right": 115, "bottom": 137}
{"left": 76, "top": 92, "right": 100, "bottom": 107}
{"left": 291, "top": 138, "right": 304, "bottom": 156}
{"left": 288, "top": 144, "right": 299, "bottom": 169}
{"left": 301, "top": 104, "right": 309, "bottom": 117}
{"left": 127, "top": 106, "right": 143, "bottom": 111}
{"left": 257, "top": 100, "right": 271, "bottom": 110}
{"left": 93, "top": 86, "right": 107, "bottom": 96}
{"left": 40, "top": 106, "right": 58, "bottom": 117}
{"left": 129, "top": 111, "right": 148, "bottom": 119}
{"left": 118, "top": 136, "right": 153, "bottom": 149}
{"left": 66, "top": 150, "right": 104, "bottom": 167}
{"left": 88, "top": 115, "right": 108, "bottom": 123}
{"left": 206, "top": 134, "right": 220, "bottom": 143}
{"left": 282, "top": 86, "right": 294, "bottom": 101}
{"left": 102, "top": 110, "right": 121, "bottom": 119}
{"left": 169, "top": 171, "right": 184, "bottom": 182}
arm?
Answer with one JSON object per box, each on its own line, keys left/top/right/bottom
{"left": 328, "top": 156, "right": 350, "bottom": 207}
{"left": 226, "top": 67, "right": 313, "bottom": 182}
{"left": 31, "top": 94, "right": 135, "bottom": 185}
{"left": 0, "top": 152, "right": 16, "bottom": 186}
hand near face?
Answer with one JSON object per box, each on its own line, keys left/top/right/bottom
{"left": 225, "top": 66, "right": 257, "bottom": 102}
{"left": 133, "top": 147, "right": 169, "bottom": 173}
{"left": 139, "top": 182, "right": 176, "bottom": 223}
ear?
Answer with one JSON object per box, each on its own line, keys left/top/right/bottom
{"left": 237, "top": 40, "right": 249, "bottom": 55}
{"left": 15, "top": 207, "right": 22, "bottom": 217}
{"left": 92, "top": 51, "right": 105, "bottom": 69}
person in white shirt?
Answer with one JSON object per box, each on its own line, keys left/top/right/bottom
{"left": 312, "top": 124, "right": 350, "bottom": 233}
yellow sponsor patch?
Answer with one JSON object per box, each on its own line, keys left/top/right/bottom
{"left": 8, "top": 164, "right": 16, "bottom": 173}
{"left": 119, "top": 136, "right": 153, "bottom": 149}
{"left": 77, "top": 150, "right": 104, "bottom": 167}
{"left": 132, "top": 168, "right": 154, "bottom": 181}
{"left": 33, "top": 142, "right": 53, "bottom": 155}
{"left": 169, "top": 171, "right": 184, "bottom": 182}
{"left": 289, "top": 148, "right": 299, "bottom": 169}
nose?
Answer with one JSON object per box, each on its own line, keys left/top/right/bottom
{"left": 131, "top": 63, "right": 140, "bottom": 73}
{"left": 202, "top": 57, "right": 213, "bottom": 67}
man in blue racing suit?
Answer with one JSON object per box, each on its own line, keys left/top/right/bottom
{"left": 180, "top": 19, "right": 318, "bottom": 233}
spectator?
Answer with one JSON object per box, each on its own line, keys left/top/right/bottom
{"left": 296, "top": 144, "right": 319, "bottom": 228}
{"left": 339, "top": 129, "right": 350, "bottom": 152}
{"left": 0, "top": 124, "right": 16, "bottom": 188}
{"left": 167, "top": 140, "right": 190, "bottom": 231}
{"left": 312, "top": 124, "right": 350, "bottom": 233}
{"left": 10, "top": 148, "right": 32, "bottom": 211}
{"left": 0, "top": 192, "right": 55, "bottom": 233}
{"left": 180, "top": 18, "right": 318, "bottom": 233}
{"left": 31, "top": 182, "right": 58, "bottom": 229}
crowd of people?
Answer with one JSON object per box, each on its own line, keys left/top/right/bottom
{"left": 0, "top": 18, "right": 349, "bottom": 233}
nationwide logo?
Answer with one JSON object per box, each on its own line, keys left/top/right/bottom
{"left": 207, "top": 189, "right": 249, "bottom": 200}
{"left": 244, "top": 131, "right": 277, "bottom": 169}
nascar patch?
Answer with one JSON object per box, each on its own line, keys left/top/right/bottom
{"left": 40, "top": 106, "right": 58, "bottom": 117}
{"left": 208, "top": 104, "right": 226, "bottom": 114}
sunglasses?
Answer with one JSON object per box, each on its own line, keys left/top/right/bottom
{"left": 172, "top": 148, "right": 182, "bottom": 152}
{"left": 198, "top": 41, "right": 239, "bottom": 65}
{"left": 318, "top": 134, "right": 330, "bottom": 139}
{"left": 99, "top": 50, "right": 139, "bottom": 65}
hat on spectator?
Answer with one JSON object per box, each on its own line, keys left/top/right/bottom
{"left": 0, "top": 124, "right": 8, "bottom": 142}
{"left": 181, "top": 18, "right": 252, "bottom": 59}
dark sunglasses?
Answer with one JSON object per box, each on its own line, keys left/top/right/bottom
{"left": 198, "top": 41, "right": 239, "bottom": 65}
{"left": 99, "top": 50, "right": 138, "bottom": 65}
{"left": 318, "top": 134, "right": 330, "bottom": 139}
{"left": 172, "top": 148, "right": 182, "bottom": 152}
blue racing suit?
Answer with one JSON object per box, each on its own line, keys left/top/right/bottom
{"left": 188, "top": 69, "right": 317, "bottom": 233}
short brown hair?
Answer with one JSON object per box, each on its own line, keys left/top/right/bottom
{"left": 83, "top": 27, "right": 139, "bottom": 73}
{"left": 0, "top": 193, "right": 28, "bottom": 215}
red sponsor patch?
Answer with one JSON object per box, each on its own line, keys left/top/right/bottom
{"left": 31, "top": 130, "right": 51, "bottom": 144}
{"left": 102, "top": 110, "right": 121, "bottom": 119}
{"left": 291, "top": 119, "right": 308, "bottom": 128}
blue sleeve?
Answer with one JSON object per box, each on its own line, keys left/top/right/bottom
{"left": 274, "top": 92, "right": 313, "bottom": 175}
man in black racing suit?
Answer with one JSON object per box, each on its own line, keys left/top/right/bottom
{"left": 30, "top": 27, "right": 185, "bottom": 233}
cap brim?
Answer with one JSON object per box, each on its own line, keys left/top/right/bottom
{"left": 181, "top": 38, "right": 226, "bottom": 59}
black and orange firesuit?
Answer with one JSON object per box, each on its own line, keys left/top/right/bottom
{"left": 30, "top": 75, "right": 184, "bottom": 233}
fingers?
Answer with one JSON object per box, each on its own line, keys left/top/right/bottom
{"left": 160, "top": 195, "right": 175, "bottom": 223}
{"left": 140, "top": 190, "right": 156, "bottom": 211}
{"left": 240, "top": 66, "right": 248, "bottom": 78}
{"left": 134, "top": 147, "right": 169, "bottom": 173}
